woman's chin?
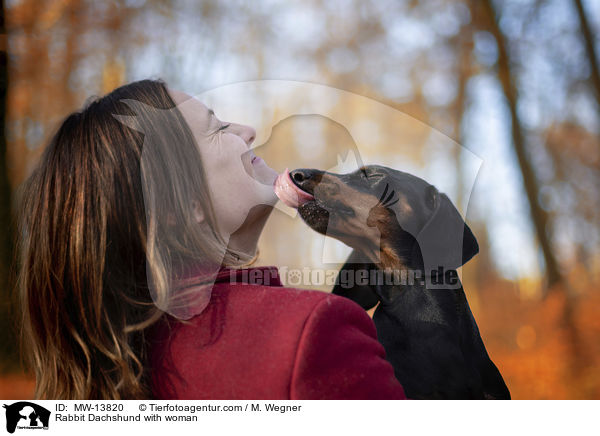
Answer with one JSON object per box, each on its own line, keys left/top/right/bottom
{"left": 250, "top": 174, "right": 279, "bottom": 207}
{"left": 239, "top": 158, "right": 279, "bottom": 206}
{"left": 261, "top": 184, "right": 279, "bottom": 206}
{"left": 253, "top": 163, "right": 278, "bottom": 187}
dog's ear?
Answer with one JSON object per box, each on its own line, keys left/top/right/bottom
{"left": 414, "top": 193, "right": 479, "bottom": 275}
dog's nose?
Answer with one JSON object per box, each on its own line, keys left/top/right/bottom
{"left": 289, "top": 168, "right": 322, "bottom": 190}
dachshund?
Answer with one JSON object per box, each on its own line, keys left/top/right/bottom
{"left": 289, "top": 165, "right": 510, "bottom": 400}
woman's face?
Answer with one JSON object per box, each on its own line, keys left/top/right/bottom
{"left": 168, "top": 89, "right": 278, "bottom": 236}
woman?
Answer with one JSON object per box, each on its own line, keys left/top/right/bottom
{"left": 16, "top": 79, "right": 406, "bottom": 400}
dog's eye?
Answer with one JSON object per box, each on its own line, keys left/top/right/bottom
{"left": 357, "top": 169, "right": 370, "bottom": 181}
{"left": 368, "top": 172, "right": 384, "bottom": 180}
{"left": 359, "top": 168, "right": 384, "bottom": 181}
{"left": 425, "top": 185, "right": 438, "bottom": 210}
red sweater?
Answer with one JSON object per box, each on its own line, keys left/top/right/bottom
{"left": 149, "top": 265, "right": 407, "bottom": 400}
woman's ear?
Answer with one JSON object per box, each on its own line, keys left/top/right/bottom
{"left": 191, "top": 200, "right": 205, "bottom": 224}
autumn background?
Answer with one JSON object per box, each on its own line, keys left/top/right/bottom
{"left": 0, "top": 0, "right": 598, "bottom": 399}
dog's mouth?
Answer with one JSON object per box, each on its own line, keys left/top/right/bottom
{"left": 275, "top": 167, "right": 357, "bottom": 235}
{"left": 276, "top": 169, "right": 330, "bottom": 234}
{"left": 296, "top": 178, "right": 355, "bottom": 235}
{"left": 297, "top": 200, "right": 331, "bottom": 235}
{"left": 273, "top": 168, "right": 315, "bottom": 208}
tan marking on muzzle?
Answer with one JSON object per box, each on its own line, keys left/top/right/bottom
{"left": 396, "top": 193, "right": 413, "bottom": 215}
{"left": 313, "top": 174, "right": 398, "bottom": 258}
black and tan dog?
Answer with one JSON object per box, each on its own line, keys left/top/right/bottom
{"left": 289, "top": 165, "right": 510, "bottom": 400}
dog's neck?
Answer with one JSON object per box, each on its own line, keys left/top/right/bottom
{"left": 362, "top": 210, "right": 420, "bottom": 272}
{"left": 357, "top": 212, "right": 464, "bottom": 306}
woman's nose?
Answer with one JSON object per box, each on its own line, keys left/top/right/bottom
{"left": 231, "top": 124, "right": 256, "bottom": 147}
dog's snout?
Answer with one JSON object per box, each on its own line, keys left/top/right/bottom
{"left": 290, "top": 168, "right": 322, "bottom": 189}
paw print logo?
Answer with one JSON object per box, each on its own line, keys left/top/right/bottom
{"left": 287, "top": 269, "right": 302, "bottom": 286}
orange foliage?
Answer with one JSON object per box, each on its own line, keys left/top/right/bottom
{"left": 0, "top": 373, "right": 35, "bottom": 400}
{"left": 475, "top": 281, "right": 600, "bottom": 399}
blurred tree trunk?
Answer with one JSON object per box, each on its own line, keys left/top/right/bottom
{"left": 479, "top": 0, "right": 563, "bottom": 290}
{"left": 479, "top": 0, "right": 588, "bottom": 390}
{"left": 451, "top": 21, "right": 475, "bottom": 213}
{"left": 0, "top": 0, "right": 18, "bottom": 370}
{"left": 452, "top": 18, "right": 485, "bottom": 307}
{"left": 573, "top": 0, "right": 600, "bottom": 115}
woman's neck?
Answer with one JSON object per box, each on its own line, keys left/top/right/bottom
{"left": 226, "top": 204, "right": 274, "bottom": 262}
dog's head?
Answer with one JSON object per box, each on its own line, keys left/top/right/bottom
{"left": 292, "top": 165, "right": 478, "bottom": 273}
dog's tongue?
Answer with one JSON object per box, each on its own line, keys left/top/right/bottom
{"left": 273, "top": 168, "right": 314, "bottom": 208}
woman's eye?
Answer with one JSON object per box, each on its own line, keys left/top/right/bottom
{"left": 217, "top": 123, "right": 230, "bottom": 132}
